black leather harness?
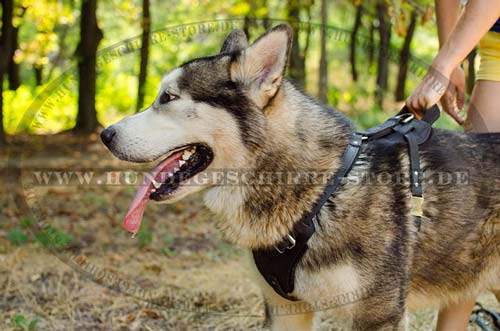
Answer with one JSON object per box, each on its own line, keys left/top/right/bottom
{"left": 252, "top": 106, "right": 441, "bottom": 301}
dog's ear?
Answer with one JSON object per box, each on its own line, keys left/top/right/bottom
{"left": 230, "top": 24, "right": 292, "bottom": 109}
{"left": 220, "top": 29, "right": 248, "bottom": 53}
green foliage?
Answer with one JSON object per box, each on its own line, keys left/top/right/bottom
{"left": 3, "top": 0, "right": 460, "bottom": 135}
{"left": 7, "top": 229, "right": 29, "bottom": 246}
{"left": 20, "top": 218, "right": 34, "bottom": 229}
{"left": 137, "top": 224, "right": 153, "bottom": 249}
{"left": 11, "top": 314, "right": 39, "bottom": 331}
{"left": 34, "top": 226, "right": 74, "bottom": 249}
{"left": 161, "top": 233, "right": 176, "bottom": 256}
{"left": 161, "top": 247, "right": 176, "bottom": 257}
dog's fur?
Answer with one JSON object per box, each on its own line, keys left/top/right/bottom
{"left": 103, "top": 25, "right": 500, "bottom": 331}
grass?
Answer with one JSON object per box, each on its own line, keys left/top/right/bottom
{"left": 11, "top": 314, "right": 39, "bottom": 331}
{"left": 0, "top": 126, "right": 498, "bottom": 331}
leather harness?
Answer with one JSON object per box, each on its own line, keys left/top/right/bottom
{"left": 252, "top": 105, "right": 441, "bottom": 301}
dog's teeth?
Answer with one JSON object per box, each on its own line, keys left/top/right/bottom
{"left": 168, "top": 172, "right": 173, "bottom": 177}
{"left": 174, "top": 167, "right": 179, "bottom": 172}
{"left": 151, "top": 188, "right": 156, "bottom": 193}
{"left": 152, "top": 180, "right": 162, "bottom": 189}
{"left": 179, "top": 160, "right": 186, "bottom": 166}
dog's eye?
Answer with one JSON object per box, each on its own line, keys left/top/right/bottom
{"left": 159, "top": 90, "right": 178, "bottom": 105}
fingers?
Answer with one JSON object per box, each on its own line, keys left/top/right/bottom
{"left": 406, "top": 95, "right": 425, "bottom": 119}
{"left": 407, "top": 69, "right": 447, "bottom": 117}
{"left": 441, "top": 86, "right": 455, "bottom": 113}
{"left": 406, "top": 84, "right": 427, "bottom": 118}
{"left": 440, "top": 83, "right": 465, "bottom": 125}
{"left": 456, "top": 87, "right": 465, "bottom": 110}
{"left": 445, "top": 106, "right": 465, "bottom": 125}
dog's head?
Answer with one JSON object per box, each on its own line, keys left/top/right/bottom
{"left": 101, "top": 25, "right": 292, "bottom": 233}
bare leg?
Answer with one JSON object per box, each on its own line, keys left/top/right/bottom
{"left": 465, "top": 80, "right": 500, "bottom": 132}
{"left": 436, "top": 300, "right": 476, "bottom": 331}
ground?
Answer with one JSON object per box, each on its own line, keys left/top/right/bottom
{"left": 0, "top": 133, "right": 498, "bottom": 331}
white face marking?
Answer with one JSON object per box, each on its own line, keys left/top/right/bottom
{"left": 104, "top": 66, "right": 251, "bottom": 201}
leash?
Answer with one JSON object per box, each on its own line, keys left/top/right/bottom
{"left": 252, "top": 105, "right": 440, "bottom": 301}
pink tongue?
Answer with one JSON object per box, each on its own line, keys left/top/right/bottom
{"left": 123, "top": 151, "right": 184, "bottom": 234}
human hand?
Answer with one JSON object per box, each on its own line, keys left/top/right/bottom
{"left": 439, "top": 67, "right": 465, "bottom": 125}
{"left": 406, "top": 66, "right": 449, "bottom": 120}
{"left": 407, "top": 65, "right": 465, "bottom": 125}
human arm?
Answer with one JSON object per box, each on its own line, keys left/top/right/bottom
{"left": 407, "top": 0, "right": 500, "bottom": 123}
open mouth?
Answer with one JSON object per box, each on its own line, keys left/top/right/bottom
{"left": 149, "top": 144, "right": 214, "bottom": 200}
{"left": 123, "top": 143, "right": 214, "bottom": 234}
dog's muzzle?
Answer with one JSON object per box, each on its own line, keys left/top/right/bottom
{"left": 101, "top": 126, "right": 116, "bottom": 147}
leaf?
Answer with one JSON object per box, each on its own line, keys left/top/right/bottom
{"left": 143, "top": 264, "right": 162, "bottom": 274}
{"left": 142, "top": 309, "right": 161, "bottom": 319}
{"left": 421, "top": 6, "right": 432, "bottom": 25}
{"left": 161, "top": 247, "right": 176, "bottom": 257}
{"left": 28, "top": 319, "right": 39, "bottom": 331}
{"left": 137, "top": 226, "right": 153, "bottom": 249}
{"left": 20, "top": 218, "right": 34, "bottom": 229}
{"left": 12, "top": 314, "right": 27, "bottom": 328}
{"left": 8, "top": 229, "right": 29, "bottom": 246}
{"left": 122, "top": 313, "right": 136, "bottom": 324}
{"left": 34, "top": 226, "right": 74, "bottom": 249}
{"left": 228, "top": 2, "right": 251, "bottom": 16}
{"left": 396, "top": 14, "right": 408, "bottom": 37}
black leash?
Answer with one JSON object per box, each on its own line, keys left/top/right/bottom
{"left": 252, "top": 105, "right": 440, "bottom": 301}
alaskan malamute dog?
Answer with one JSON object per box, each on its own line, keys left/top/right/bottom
{"left": 101, "top": 24, "right": 500, "bottom": 331}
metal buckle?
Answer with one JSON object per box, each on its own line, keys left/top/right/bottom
{"left": 395, "top": 113, "right": 415, "bottom": 123}
{"left": 411, "top": 195, "right": 424, "bottom": 217}
{"left": 274, "top": 234, "right": 296, "bottom": 254}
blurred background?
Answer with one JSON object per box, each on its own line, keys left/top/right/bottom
{"left": 1, "top": 1, "right": 498, "bottom": 331}
{"left": 0, "top": 0, "right": 472, "bottom": 142}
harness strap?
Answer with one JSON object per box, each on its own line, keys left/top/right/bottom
{"left": 252, "top": 133, "right": 364, "bottom": 301}
{"left": 403, "top": 129, "right": 424, "bottom": 229}
{"left": 252, "top": 105, "right": 440, "bottom": 301}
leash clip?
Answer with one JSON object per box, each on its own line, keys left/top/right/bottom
{"left": 275, "top": 234, "right": 296, "bottom": 254}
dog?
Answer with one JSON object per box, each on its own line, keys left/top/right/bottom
{"left": 101, "top": 24, "right": 500, "bottom": 331}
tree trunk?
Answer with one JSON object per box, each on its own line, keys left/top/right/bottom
{"left": 466, "top": 48, "right": 477, "bottom": 95}
{"left": 368, "top": 19, "right": 375, "bottom": 66}
{"left": 395, "top": 10, "right": 417, "bottom": 101}
{"left": 302, "top": 0, "right": 312, "bottom": 58}
{"left": 262, "top": 0, "right": 270, "bottom": 30}
{"left": 34, "top": 65, "right": 43, "bottom": 85}
{"left": 318, "top": 0, "right": 327, "bottom": 103}
{"left": 287, "top": 0, "right": 306, "bottom": 87}
{"left": 74, "top": 0, "right": 103, "bottom": 133}
{"left": 7, "top": 23, "right": 20, "bottom": 90}
{"left": 0, "top": 0, "right": 15, "bottom": 146}
{"left": 136, "top": 0, "right": 150, "bottom": 112}
{"left": 350, "top": 4, "right": 362, "bottom": 82}
{"left": 243, "top": 15, "right": 251, "bottom": 40}
{"left": 375, "top": 1, "right": 390, "bottom": 106}
{"left": 6, "top": 5, "right": 25, "bottom": 90}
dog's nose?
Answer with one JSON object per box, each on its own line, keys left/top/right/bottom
{"left": 100, "top": 127, "right": 116, "bottom": 146}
